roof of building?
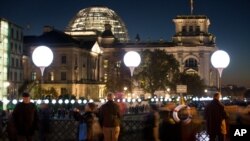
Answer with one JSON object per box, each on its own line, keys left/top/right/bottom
{"left": 37, "top": 29, "right": 79, "bottom": 45}
{"left": 80, "top": 40, "right": 97, "bottom": 50}
{"left": 66, "top": 6, "right": 129, "bottom": 42}
{"left": 175, "top": 15, "right": 208, "bottom": 19}
{"left": 105, "top": 41, "right": 176, "bottom": 48}
{"left": 24, "top": 29, "right": 80, "bottom": 47}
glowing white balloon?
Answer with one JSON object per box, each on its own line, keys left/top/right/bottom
{"left": 123, "top": 51, "right": 141, "bottom": 76}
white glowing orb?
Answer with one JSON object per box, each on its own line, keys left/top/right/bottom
{"left": 12, "top": 99, "right": 18, "bottom": 105}
{"left": 44, "top": 99, "right": 49, "bottom": 104}
{"left": 64, "top": 99, "right": 69, "bottom": 104}
{"left": 70, "top": 99, "right": 75, "bottom": 104}
{"left": 52, "top": 99, "right": 57, "bottom": 104}
{"left": 32, "top": 46, "right": 53, "bottom": 67}
{"left": 77, "top": 99, "right": 82, "bottom": 104}
{"left": 211, "top": 50, "right": 230, "bottom": 69}
{"left": 123, "top": 51, "right": 141, "bottom": 67}
{"left": 89, "top": 99, "right": 94, "bottom": 103}
{"left": 58, "top": 99, "right": 63, "bottom": 104}
{"left": 37, "top": 99, "right": 42, "bottom": 104}
{"left": 83, "top": 100, "right": 87, "bottom": 104}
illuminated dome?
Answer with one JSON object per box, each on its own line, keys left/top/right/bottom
{"left": 66, "top": 6, "right": 129, "bottom": 42}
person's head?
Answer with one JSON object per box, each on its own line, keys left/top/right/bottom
{"left": 213, "top": 92, "right": 221, "bottom": 100}
{"left": 22, "top": 92, "right": 31, "bottom": 103}
{"left": 85, "top": 102, "right": 97, "bottom": 112}
{"left": 106, "top": 92, "right": 114, "bottom": 101}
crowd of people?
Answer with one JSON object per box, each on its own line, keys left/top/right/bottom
{"left": 0, "top": 92, "right": 249, "bottom": 141}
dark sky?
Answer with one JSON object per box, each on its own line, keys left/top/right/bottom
{"left": 1, "top": 0, "right": 250, "bottom": 88}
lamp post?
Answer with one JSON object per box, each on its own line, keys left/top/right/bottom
{"left": 211, "top": 50, "right": 230, "bottom": 93}
{"left": 123, "top": 51, "right": 141, "bottom": 93}
{"left": 32, "top": 46, "right": 53, "bottom": 98}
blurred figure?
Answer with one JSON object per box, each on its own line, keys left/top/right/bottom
{"left": 143, "top": 104, "right": 160, "bottom": 141}
{"left": 73, "top": 105, "right": 87, "bottom": 141}
{"left": 74, "top": 102, "right": 102, "bottom": 141}
{"left": 12, "top": 92, "right": 39, "bottom": 141}
{"left": 7, "top": 112, "right": 17, "bottom": 141}
{"left": 159, "top": 103, "right": 178, "bottom": 141}
{"left": 38, "top": 103, "right": 50, "bottom": 141}
{"left": 99, "top": 92, "right": 121, "bottom": 141}
{"left": 205, "top": 92, "right": 228, "bottom": 141}
{"left": 0, "top": 108, "right": 3, "bottom": 137}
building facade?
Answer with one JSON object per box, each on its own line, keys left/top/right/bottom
{"left": 0, "top": 18, "right": 23, "bottom": 101}
{"left": 22, "top": 7, "right": 219, "bottom": 99}
{"left": 23, "top": 26, "right": 105, "bottom": 99}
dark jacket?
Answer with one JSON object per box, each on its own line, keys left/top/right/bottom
{"left": 99, "top": 100, "right": 121, "bottom": 127}
{"left": 204, "top": 99, "right": 228, "bottom": 135}
{"left": 12, "top": 102, "right": 39, "bottom": 136}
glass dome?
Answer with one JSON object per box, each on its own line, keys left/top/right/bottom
{"left": 66, "top": 6, "right": 129, "bottom": 42}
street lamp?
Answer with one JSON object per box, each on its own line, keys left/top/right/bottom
{"left": 123, "top": 51, "right": 141, "bottom": 76}
{"left": 32, "top": 46, "right": 53, "bottom": 98}
{"left": 211, "top": 50, "right": 230, "bottom": 93}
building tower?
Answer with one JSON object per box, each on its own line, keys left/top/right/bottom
{"left": 172, "top": 15, "right": 217, "bottom": 86}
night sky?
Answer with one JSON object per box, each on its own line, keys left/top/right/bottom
{"left": 1, "top": 0, "right": 250, "bottom": 88}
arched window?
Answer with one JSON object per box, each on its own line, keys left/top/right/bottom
{"left": 185, "top": 58, "right": 198, "bottom": 68}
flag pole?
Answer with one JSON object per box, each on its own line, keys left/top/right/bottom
{"left": 190, "top": 0, "right": 194, "bottom": 15}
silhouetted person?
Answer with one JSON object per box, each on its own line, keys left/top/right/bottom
{"left": 205, "top": 92, "right": 228, "bottom": 141}
{"left": 12, "top": 93, "right": 39, "bottom": 141}
{"left": 38, "top": 103, "right": 50, "bottom": 141}
{"left": 143, "top": 104, "right": 160, "bottom": 141}
{"left": 159, "top": 103, "right": 178, "bottom": 141}
{"left": 73, "top": 102, "right": 102, "bottom": 141}
{"left": 99, "top": 92, "right": 121, "bottom": 141}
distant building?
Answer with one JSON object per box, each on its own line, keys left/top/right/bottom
{"left": 23, "top": 26, "right": 105, "bottom": 99}
{"left": 0, "top": 18, "right": 23, "bottom": 100}
{"left": 21, "top": 6, "right": 218, "bottom": 99}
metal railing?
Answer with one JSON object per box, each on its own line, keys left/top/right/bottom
{"left": 0, "top": 114, "right": 209, "bottom": 141}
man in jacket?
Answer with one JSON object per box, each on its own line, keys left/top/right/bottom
{"left": 99, "top": 92, "right": 121, "bottom": 141}
{"left": 205, "top": 92, "right": 228, "bottom": 141}
{"left": 12, "top": 92, "right": 39, "bottom": 141}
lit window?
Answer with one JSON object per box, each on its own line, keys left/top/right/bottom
{"left": 32, "top": 72, "right": 37, "bottom": 80}
{"left": 104, "top": 60, "right": 108, "bottom": 68}
{"left": 49, "top": 72, "right": 54, "bottom": 81}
